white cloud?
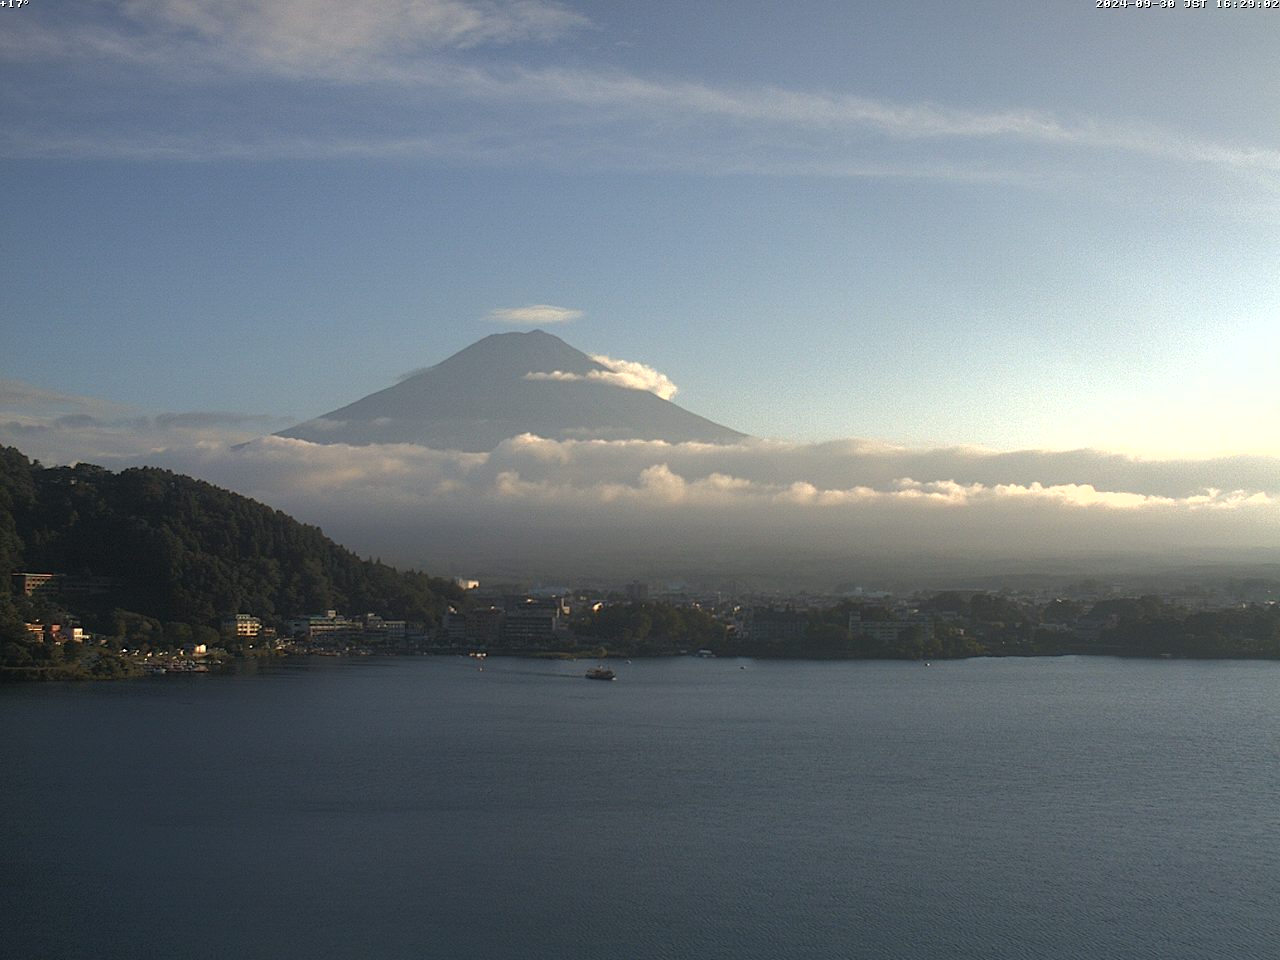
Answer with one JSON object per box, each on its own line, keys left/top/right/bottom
{"left": 6, "top": 379, "right": 1280, "bottom": 584}
{"left": 118, "top": 0, "right": 590, "bottom": 68}
{"left": 588, "top": 355, "right": 679, "bottom": 401}
{"left": 487, "top": 304, "right": 583, "bottom": 325}
{"left": 523, "top": 370, "right": 583, "bottom": 382}
{"left": 523, "top": 355, "right": 679, "bottom": 400}
{"left": 117, "top": 434, "right": 1274, "bottom": 585}
{"left": 0, "top": 9, "right": 1223, "bottom": 156}
{"left": 4, "top": 1, "right": 1280, "bottom": 209}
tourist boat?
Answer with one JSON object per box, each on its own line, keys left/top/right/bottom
{"left": 585, "top": 665, "right": 616, "bottom": 681}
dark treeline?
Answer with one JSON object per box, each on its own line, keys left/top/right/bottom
{"left": 570, "top": 601, "right": 726, "bottom": 655}
{"left": 1099, "top": 604, "right": 1280, "bottom": 658}
{"left": 492, "top": 592, "right": 1280, "bottom": 662}
{"left": 720, "top": 593, "right": 1280, "bottom": 662}
{"left": 0, "top": 446, "right": 461, "bottom": 666}
{"left": 722, "top": 600, "right": 983, "bottom": 660}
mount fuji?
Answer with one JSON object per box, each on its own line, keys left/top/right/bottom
{"left": 277, "top": 330, "right": 746, "bottom": 452}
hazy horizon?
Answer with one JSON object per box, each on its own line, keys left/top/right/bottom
{"left": 3, "top": 326, "right": 1278, "bottom": 590}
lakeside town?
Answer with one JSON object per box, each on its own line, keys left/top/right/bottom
{"left": 10, "top": 569, "right": 1280, "bottom": 680}
{"left": 4, "top": 447, "right": 1278, "bottom": 681}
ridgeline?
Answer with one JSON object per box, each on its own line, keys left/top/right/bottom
{"left": 1, "top": 445, "right": 461, "bottom": 676}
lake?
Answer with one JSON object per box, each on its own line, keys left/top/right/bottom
{"left": 3, "top": 656, "right": 1279, "bottom": 959}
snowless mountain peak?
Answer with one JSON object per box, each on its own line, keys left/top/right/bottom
{"left": 278, "top": 330, "right": 746, "bottom": 452}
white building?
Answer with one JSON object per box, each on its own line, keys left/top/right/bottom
{"left": 223, "top": 613, "right": 262, "bottom": 638}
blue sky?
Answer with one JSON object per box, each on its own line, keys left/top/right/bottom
{"left": 2, "top": 0, "right": 1278, "bottom": 456}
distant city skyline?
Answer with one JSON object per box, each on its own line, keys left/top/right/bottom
{"left": 2, "top": 1, "right": 1278, "bottom": 458}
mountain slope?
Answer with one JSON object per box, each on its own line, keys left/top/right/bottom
{"left": 277, "top": 330, "right": 747, "bottom": 451}
{"left": 0, "top": 446, "right": 460, "bottom": 631}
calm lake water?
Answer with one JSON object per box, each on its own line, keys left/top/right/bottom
{"left": 4, "top": 656, "right": 1280, "bottom": 960}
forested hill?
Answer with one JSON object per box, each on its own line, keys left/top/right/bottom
{"left": 0, "top": 446, "right": 461, "bottom": 630}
